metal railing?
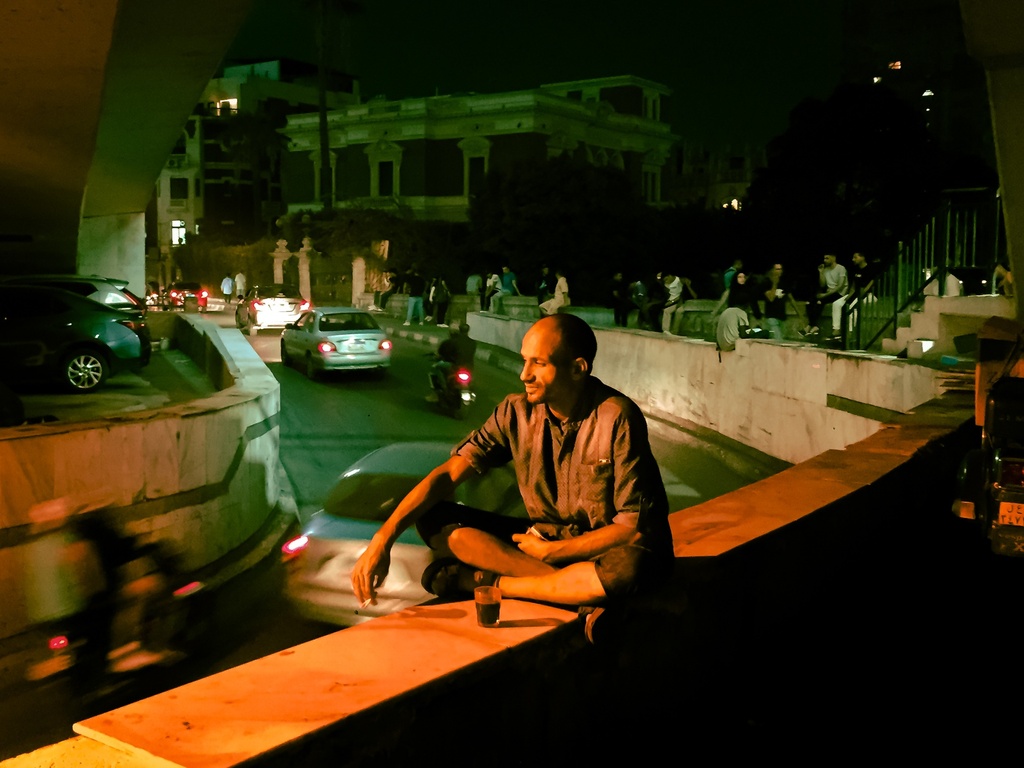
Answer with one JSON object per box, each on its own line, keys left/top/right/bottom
{"left": 840, "top": 188, "right": 1004, "bottom": 352}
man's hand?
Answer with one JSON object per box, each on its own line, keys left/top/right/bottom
{"left": 511, "top": 532, "right": 553, "bottom": 562}
{"left": 352, "top": 538, "right": 391, "bottom": 607}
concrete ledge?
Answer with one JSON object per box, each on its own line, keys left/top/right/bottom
{"left": 3, "top": 393, "right": 976, "bottom": 767}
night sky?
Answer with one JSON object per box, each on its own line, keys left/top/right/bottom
{"left": 227, "top": 0, "right": 843, "bottom": 151}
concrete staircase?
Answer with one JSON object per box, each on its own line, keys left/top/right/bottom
{"left": 881, "top": 293, "right": 1015, "bottom": 361}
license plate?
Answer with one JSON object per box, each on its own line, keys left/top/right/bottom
{"left": 998, "top": 501, "right": 1024, "bottom": 526}
{"left": 346, "top": 340, "right": 365, "bottom": 348}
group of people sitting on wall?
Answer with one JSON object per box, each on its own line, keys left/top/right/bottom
{"left": 601, "top": 252, "right": 885, "bottom": 351}
{"left": 370, "top": 254, "right": 886, "bottom": 346}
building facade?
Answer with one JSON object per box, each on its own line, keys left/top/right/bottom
{"left": 278, "top": 75, "right": 678, "bottom": 222}
{"left": 148, "top": 59, "right": 359, "bottom": 286}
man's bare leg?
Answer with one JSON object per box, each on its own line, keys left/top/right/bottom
{"left": 446, "top": 527, "right": 607, "bottom": 605}
{"left": 497, "top": 562, "right": 607, "bottom": 607}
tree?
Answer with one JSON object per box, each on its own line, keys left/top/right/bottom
{"left": 463, "top": 157, "right": 661, "bottom": 302}
{"left": 743, "top": 82, "right": 948, "bottom": 271}
{"left": 306, "top": 0, "right": 363, "bottom": 211}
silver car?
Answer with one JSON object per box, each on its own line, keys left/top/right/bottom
{"left": 282, "top": 442, "right": 526, "bottom": 627}
{"left": 280, "top": 307, "right": 392, "bottom": 380}
{"left": 235, "top": 283, "right": 310, "bottom": 336}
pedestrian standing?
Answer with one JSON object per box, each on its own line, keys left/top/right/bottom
{"left": 220, "top": 274, "right": 234, "bottom": 303}
{"left": 610, "top": 271, "right": 631, "bottom": 327}
{"left": 403, "top": 266, "right": 427, "bottom": 326}
{"left": 234, "top": 270, "right": 247, "bottom": 300}
{"left": 430, "top": 277, "right": 452, "bottom": 327}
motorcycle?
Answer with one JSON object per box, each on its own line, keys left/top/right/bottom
{"left": 23, "top": 511, "right": 204, "bottom": 699}
{"left": 428, "top": 359, "right": 476, "bottom": 419}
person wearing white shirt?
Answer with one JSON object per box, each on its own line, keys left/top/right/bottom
{"left": 661, "top": 273, "right": 696, "bottom": 335}
{"left": 803, "top": 253, "right": 848, "bottom": 338}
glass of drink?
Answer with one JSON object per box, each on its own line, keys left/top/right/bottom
{"left": 474, "top": 585, "right": 501, "bottom": 627}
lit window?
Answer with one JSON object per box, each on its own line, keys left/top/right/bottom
{"left": 922, "top": 89, "right": 934, "bottom": 97}
{"left": 872, "top": 76, "right": 882, "bottom": 84}
{"left": 888, "top": 61, "right": 901, "bottom": 70}
{"left": 171, "top": 220, "right": 186, "bottom": 246}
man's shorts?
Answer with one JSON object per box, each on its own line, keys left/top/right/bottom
{"left": 416, "top": 501, "right": 672, "bottom": 599}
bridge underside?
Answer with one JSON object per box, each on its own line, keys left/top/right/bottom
{"left": 0, "top": 0, "right": 252, "bottom": 275}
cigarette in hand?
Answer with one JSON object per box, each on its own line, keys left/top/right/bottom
{"left": 361, "top": 599, "right": 372, "bottom": 608}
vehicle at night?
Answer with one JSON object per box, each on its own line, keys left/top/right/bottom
{"left": 1, "top": 273, "right": 146, "bottom": 314}
{"left": 428, "top": 361, "right": 475, "bottom": 419}
{"left": 22, "top": 501, "right": 203, "bottom": 696}
{"left": 167, "top": 281, "right": 209, "bottom": 312}
{"left": 235, "top": 283, "right": 310, "bottom": 336}
{"left": 280, "top": 307, "right": 392, "bottom": 380}
{"left": 0, "top": 284, "right": 150, "bottom": 393}
{"left": 954, "top": 374, "right": 1024, "bottom": 556}
{"left": 282, "top": 441, "right": 526, "bottom": 626}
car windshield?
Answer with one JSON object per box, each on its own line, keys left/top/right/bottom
{"left": 320, "top": 313, "right": 378, "bottom": 332}
{"left": 323, "top": 464, "right": 527, "bottom": 521}
{"left": 323, "top": 473, "right": 421, "bottom": 522}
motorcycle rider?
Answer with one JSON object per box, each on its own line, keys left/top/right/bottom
{"left": 426, "top": 323, "right": 477, "bottom": 403}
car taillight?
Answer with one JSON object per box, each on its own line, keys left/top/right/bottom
{"left": 997, "top": 457, "right": 1024, "bottom": 487}
{"left": 252, "top": 299, "right": 266, "bottom": 311}
{"left": 317, "top": 341, "right": 337, "bottom": 354}
{"left": 282, "top": 535, "right": 308, "bottom": 561}
{"left": 300, "top": 300, "right": 312, "bottom": 311}
{"left": 456, "top": 369, "right": 472, "bottom": 384}
{"left": 169, "top": 290, "right": 181, "bottom": 300}
{"left": 379, "top": 339, "right": 392, "bottom": 351}
{"left": 199, "top": 289, "right": 209, "bottom": 299}
{"left": 173, "top": 580, "right": 204, "bottom": 598}
{"left": 48, "top": 635, "right": 69, "bottom": 651}
{"left": 119, "top": 319, "right": 146, "bottom": 334}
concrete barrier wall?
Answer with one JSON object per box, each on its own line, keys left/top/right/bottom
{"left": 468, "top": 312, "right": 944, "bottom": 465}
{"left": 0, "top": 314, "right": 283, "bottom": 644}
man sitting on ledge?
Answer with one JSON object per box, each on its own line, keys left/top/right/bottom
{"left": 352, "top": 314, "right": 673, "bottom": 643}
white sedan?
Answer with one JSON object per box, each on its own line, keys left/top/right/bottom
{"left": 282, "top": 442, "right": 526, "bottom": 627}
{"left": 280, "top": 306, "right": 392, "bottom": 379}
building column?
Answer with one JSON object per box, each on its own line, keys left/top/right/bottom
{"left": 961, "top": 0, "right": 1024, "bottom": 319}
{"left": 297, "top": 237, "right": 314, "bottom": 301}
{"left": 272, "top": 239, "right": 290, "bottom": 284}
